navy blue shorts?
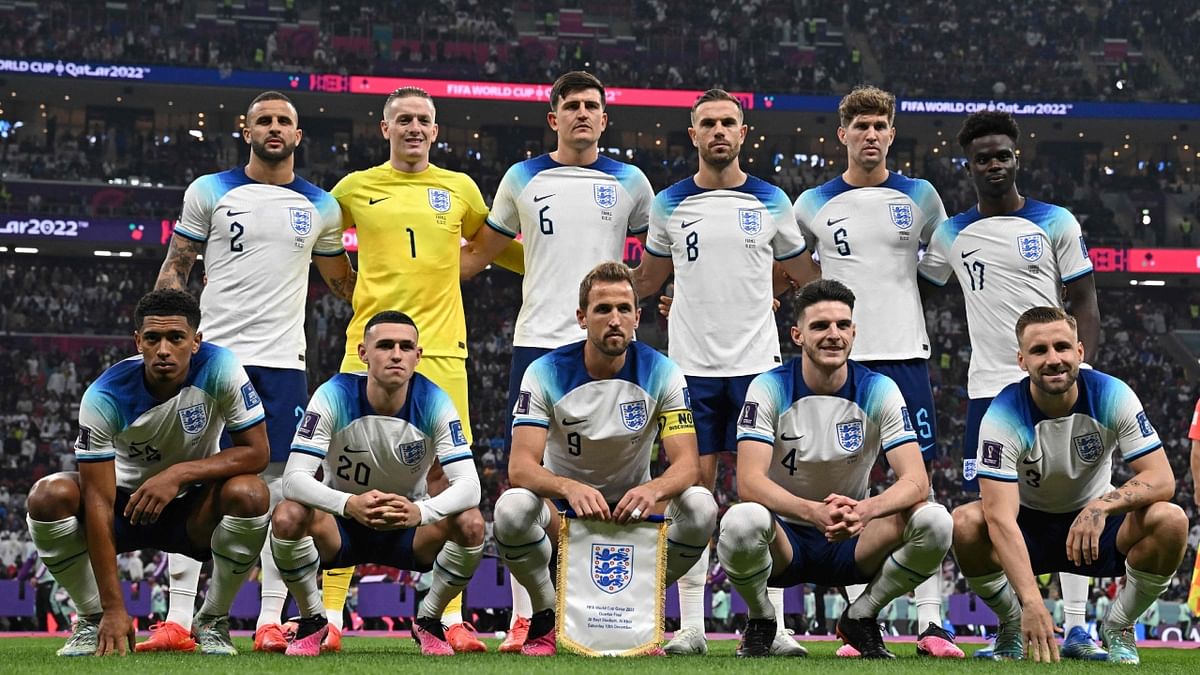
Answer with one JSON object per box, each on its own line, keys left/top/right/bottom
{"left": 766, "top": 518, "right": 872, "bottom": 588}
{"left": 686, "top": 373, "right": 758, "bottom": 456}
{"left": 323, "top": 515, "right": 431, "bottom": 572}
{"left": 221, "top": 366, "right": 308, "bottom": 463}
{"left": 961, "top": 397, "right": 993, "bottom": 492}
{"left": 862, "top": 359, "right": 937, "bottom": 462}
{"left": 113, "top": 487, "right": 211, "bottom": 560}
{"left": 1018, "top": 506, "right": 1127, "bottom": 577}
{"left": 506, "top": 346, "right": 553, "bottom": 453}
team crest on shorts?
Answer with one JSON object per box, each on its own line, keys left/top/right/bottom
{"left": 428, "top": 188, "right": 451, "bottom": 213}
{"left": 397, "top": 440, "right": 426, "bottom": 466}
{"left": 888, "top": 203, "right": 914, "bottom": 230}
{"left": 593, "top": 183, "right": 617, "bottom": 209}
{"left": 836, "top": 420, "right": 864, "bottom": 452}
{"left": 1017, "top": 234, "right": 1044, "bottom": 262}
{"left": 592, "top": 543, "right": 634, "bottom": 594}
{"left": 288, "top": 207, "right": 313, "bottom": 235}
{"left": 738, "top": 208, "right": 763, "bottom": 236}
{"left": 178, "top": 404, "right": 207, "bottom": 434}
{"left": 1073, "top": 432, "right": 1104, "bottom": 463}
{"left": 620, "top": 400, "right": 648, "bottom": 431}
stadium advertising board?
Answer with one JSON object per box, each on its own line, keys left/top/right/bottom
{"left": 0, "top": 214, "right": 175, "bottom": 245}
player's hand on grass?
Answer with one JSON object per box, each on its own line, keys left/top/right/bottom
{"left": 1066, "top": 503, "right": 1105, "bottom": 566}
{"left": 124, "top": 468, "right": 183, "bottom": 525}
{"left": 96, "top": 610, "right": 135, "bottom": 656}
{"left": 565, "top": 482, "right": 610, "bottom": 520}
{"left": 613, "top": 484, "right": 658, "bottom": 524}
{"left": 1021, "top": 604, "right": 1060, "bottom": 663}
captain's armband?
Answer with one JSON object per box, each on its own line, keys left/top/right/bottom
{"left": 657, "top": 408, "right": 694, "bottom": 439}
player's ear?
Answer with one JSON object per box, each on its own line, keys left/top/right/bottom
{"left": 294, "top": 127, "right": 303, "bottom": 145}
{"left": 633, "top": 306, "right": 641, "bottom": 329}
{"left": 379, "top": 118, "right": 388, "bottom": 138}
{"left": 547, "top": 110, "right": 559, "bottom": 131}
{"left": 357, "top": 342, "right": 368, "bottom": 364}
{"left": 192, "top": 330, "right": 202, "bottom": 353}
{"left": 576, "top": 307, "right": 586, "bottom": 329}
{"left": 241, "top": 126, "right": 251, "bottom": 144}
{"left": 428, "top": 122, "right": 439, "bottom": 144}
{"left": 1017, "top": 350, "right": 1028, "bottom": 373}
{"left": 837, "top": 126, "right": 847, "bottom": 145}
{"left": 790, "top": 324, "right": 802, "bottom": 347}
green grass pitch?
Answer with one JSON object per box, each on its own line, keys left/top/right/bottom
{"left": 1, "top": 637, "right": 1198, "bottom": 673}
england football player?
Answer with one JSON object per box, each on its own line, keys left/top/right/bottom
{"left": 492, "top": 262, "right": 717, "bottom": 656}
{"left": 633, "top": 88, "right": 811, "bottom": 655}
{"left": 717, "top": 279, "right": 953, "bottom": 659}
{"left": 323, "top": 86, "right": 523, "bottom": 652}
{"left": 792, "top": 86, "right": 959, "bottom": 657}
{"left": 151, "top": 90, "right": 353, "bottom": 654}
{"left": 460, "top": 71, "right": 655, "bottom": 651}
{"left": 951, "top": 306, "right": 1187, "bottom": 664}
{"left": 1188, "top": 398, "right": 1200, "bottom": 507}
{"left": 25, "top": 289, "right": 271, "bottom": 656}
{"left": 917, "top": 110, "right": 1102, "bottom": 657}
{"left": 270, "top": 311, "right": 484, "bottom": 656}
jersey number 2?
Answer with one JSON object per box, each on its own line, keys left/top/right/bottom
{"left": 230, "top": 222, "right": 244, "bottom": 252}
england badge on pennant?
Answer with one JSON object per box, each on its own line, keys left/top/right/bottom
{"left": 591, "top": 544, "right": 634, "bottom": 594}
{"left": 428, "top": 188, "right": 451, "bottom": 213}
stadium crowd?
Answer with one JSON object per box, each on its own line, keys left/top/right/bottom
{"left": 0, "top": 1, "right": 1195, "bottom": 101}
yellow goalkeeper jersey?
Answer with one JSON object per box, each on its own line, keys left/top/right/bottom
{"left": 333, "top": 162, "right": 523, "bottom": 364}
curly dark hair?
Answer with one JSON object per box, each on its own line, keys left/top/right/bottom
{"left": 956, "top": 110, "right": 1020, "bottom": 150}
{"left": 135, "top": 289, "right": 201, "bottom": 329}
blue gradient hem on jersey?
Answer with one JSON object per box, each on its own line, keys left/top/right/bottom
{"left": 1123, "top": 442, "right": 1162, "bottom": 462}
{"left": 290, "top": 444, "right": 325, "bottom": 459}
{"left": 225, "top": 414, "right": 265, "bottom": 432}
{"left": 736, "top": 432, "right": 775, "bottom": 445}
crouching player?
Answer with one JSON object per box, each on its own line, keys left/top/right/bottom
{"left": 493, "top": 262, "right": 718, "bottom": 656}
{"left": 952, "top": 307, "right": 1188, "bottom": 664}
{"left": 717, "top": 279, "right": 953, "bottom": 658}
{"left": 26, "top": 289, "right": 271, "bottom": 656}
{"left": 270, "top": 311, "right": 484, "bottom": 656}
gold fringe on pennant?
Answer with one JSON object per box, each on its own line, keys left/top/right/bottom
{"left": 555, "top": 514, "right": 671, "bottom": 657}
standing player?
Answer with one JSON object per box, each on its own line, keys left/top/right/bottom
{"left": 150, "top": 91, "right": 353, "bottom": 654}
{"left": 633, "top": 88, "right": 812, "bottom": 655}
{"left": 459, "top": 71, "right": 655, "bottom": 651}
{"left": 717, "top": 279, "right": 953, "bottom": 659}
{"left": 25, "top": 289, "right": 271, "bottom": 656}
{"left": 492, "top": 262, "right": 717, "bottom": 656}
{"left": 271, "top": 311, "right": 484, "bottom": 656}
{"left": 917, "top": 110, "right": 1103, "bottom": 658}
{"left": 324, "top": 86, "right": 522, "bottom": 652}
{"left": 792, "top": 86, "right": 959, "bottom": 657}
{"left": 952, "top": 306, "right": 1187, "bottom": 664}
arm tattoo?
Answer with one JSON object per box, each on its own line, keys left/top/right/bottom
{"left": 155, "top": 236, "right": 204, "bottom": 290}
{"left": 327, "top": 267, "right": 357, "bottom": 303}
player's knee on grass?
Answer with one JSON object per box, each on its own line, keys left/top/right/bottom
{"left": 271, "top": 499, "right": 313, "bottom": 539}
{"left": 449, "top": 507, "right": 485, "bottom": 547}
{"left": 25, "top": 473, "right": 80, "bottom": 521}
{"left": 219, "top": 474, "right": 270, "bottom": 517}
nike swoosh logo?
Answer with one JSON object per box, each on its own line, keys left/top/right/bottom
{"left": 223, "top": 208, "right": 250, "bottom": 217}
{"left": 533, "top": 194, "right": 555, "bottom": 202}
{"left": 562, "top": 418, "right": 587, "bottom": 426}
{"left": 1022, "top": 456, "right": 1042, "bottom": 465}
{"left": 826, "top": 217, "right": 848, "bottom": 227}
{"left": 961, "top": 248, "right": 982, "bottom": 258}
{"left": 343, "top": 445, "right": 370, "bottom": 454}
{"left": 682, "top": 218, "right": 702, "bottom": 229}
{"left": 368, "top": 196, "right": 391, "bottom": 205}
{"left": 781, "top": 433, "right": 804, "bottom": 441}
{"left": 505, "top": 552, "right": 530, "bottom": 561}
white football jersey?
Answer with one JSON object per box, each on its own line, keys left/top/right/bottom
{"left": 176, "top": 168, "right": 344, "bottom": 369}
{"left": 794, "top": 172, "right": 946, "bottom": 361}
{"left": 487, "top": 155, "right": 654, "bottom": 349}
{"left": 736, "top": 360, "right": 917, "bottom": 525}
{"left": 917, "top": 199, "right": 1094, "bottom": 398}
{"left": 513, "top": 341, "right": 690, "bottom": 503}
{"left": 975, "top": 369, "right": 1162, "bottom": 513}
{"left": 645, "top": 176, "right": 806, "bottom": 376}
{"left": 290, "top": 372, "right": 474, "bottom": 510}
{"left": 74, "top": 343, "right": 265, "bottom": 492}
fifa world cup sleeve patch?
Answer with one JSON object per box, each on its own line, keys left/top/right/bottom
{"left": 657, "top": 409, "right": 694, "bottom": 439}
{"left": 515, "top": 390, "right": 531, "bottom": 415}
{"left": 980, "top": 441, "right": 1003, "bottom": 469}
{"left": 297, "top": 412, "right": 320, "bottom": 439}
{"left": 738, "top": 402, "right": 759, "bottom": 428}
